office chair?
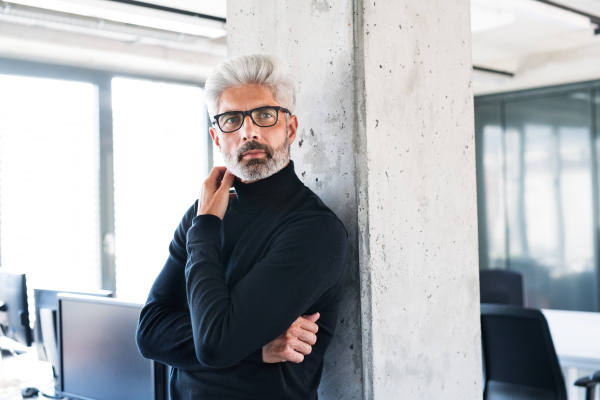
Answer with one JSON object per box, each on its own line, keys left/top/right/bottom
{"left": 480, "top": 304, "right": 600, "bottom": 400}
{"left": 480, "top": 269, "right": 524, "bottom": 306}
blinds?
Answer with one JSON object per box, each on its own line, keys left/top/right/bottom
{"left": 0, "top": 75, "right": 102, "bottom": 297}
{"left": 111, "top": 77, "right": 208, "bottom": 302}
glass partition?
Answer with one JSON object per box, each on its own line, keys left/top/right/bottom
{"left": 476, "top": 90, "right": 599, "bottom": 312}
{"left": 475, "top": 104, "right": 507, "bottom": 270}
{"left": 505, "top": 93, "right": 595, "bottom": 310}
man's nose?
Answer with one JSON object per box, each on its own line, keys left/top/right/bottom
{"left": 240, "top": 114, "right": 260, "bottom": 141}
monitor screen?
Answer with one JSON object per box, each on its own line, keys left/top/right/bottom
{"left": 33, "top": 288, "right": 113, "bottom": 365}
{"left": 58, "top": 294, "right": 155, "bottom": 400}
{"left": 0, "top": 270, "right": 33, "bottom": 347}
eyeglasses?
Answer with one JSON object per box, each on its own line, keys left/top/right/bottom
{"left": 213, "top": 106, "right": 291, "bottom": 133}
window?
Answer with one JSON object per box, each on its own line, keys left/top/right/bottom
{"left": 0, "top": 74, "right": 102, "bottom": 299}
{"left": 0, "top": 60, "right": 211, "bottom": 304}
{"left": 476, "top": 88, "right": 600, "bottom": 312}
{"left": 111, "top": 77, "right": 208, "bottom": 301}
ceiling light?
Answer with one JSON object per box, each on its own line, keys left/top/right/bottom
{"left": 473, "top": 0, "right": 591, "bottom": 30}
{"left": 471, "top": 3, "right": 516, "bottom": 33}
{"left": 4, "top": 0, "right": 226, "bottom": 38}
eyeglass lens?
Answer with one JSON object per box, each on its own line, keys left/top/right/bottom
{"left": 218, "top": 107, "right": 279, "bottom": 132}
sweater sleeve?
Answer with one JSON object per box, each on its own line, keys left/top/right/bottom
{"left": 136, "top": 203, "right": 270, "bottom": 370}
{"left": 136, "top": 202, "right": 210, "bottom": 370}
{"left": 185, "top": 212, "right": 349, "bottom": 369}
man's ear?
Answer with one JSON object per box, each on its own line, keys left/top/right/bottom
{"left": 287, "top": 115, "right": 298, "bottom": 145}
{"left": 210, "top": 127, "right": 221, "bottom": 150}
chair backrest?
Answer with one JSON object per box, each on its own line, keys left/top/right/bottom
{"left": 480, "top": 304, "right": 567, "bottom": 400}
{"left": 480, "top": 269, "right": 524, "bottom": 306}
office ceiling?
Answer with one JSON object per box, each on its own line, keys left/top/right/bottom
{"left": 2, "top": 0, "right": 600, "bottom": 89}
{"left": 4, "top": 0, "right": 599, "bottom": 66}
{"left": 124, "top": 0, "right": 600, "bottom": 77}
{"left": 471, "top": 0, "right": 600, "bottom": 73}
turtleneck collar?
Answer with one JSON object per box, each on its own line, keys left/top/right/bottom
{"left": 232, "top": 160, "right": 304, "bottom": 214}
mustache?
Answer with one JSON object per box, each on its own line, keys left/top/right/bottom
{"left": 236, "top": 141, "right": 274, "bottom": 161}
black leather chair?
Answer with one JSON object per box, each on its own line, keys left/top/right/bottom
{"left": 480, "top": 269, "right": 524, "bottom": 306}
{"left": 480, "top": 304, "right": 600, "bottom": 400}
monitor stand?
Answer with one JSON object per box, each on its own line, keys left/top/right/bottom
{"left": 39, "top": 308, "right": 59, "bottom": 379}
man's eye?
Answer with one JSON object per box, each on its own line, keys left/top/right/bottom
{"left": 225, "top": 116, "right": 240, "bottom": 124}
{"left": 258, "top": 110, "right": 277, "bottom": 118}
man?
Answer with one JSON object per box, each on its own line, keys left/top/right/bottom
{"left": 136, "top": 54, "right": 348, "bottom": 400}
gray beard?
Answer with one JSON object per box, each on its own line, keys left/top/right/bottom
{"left": 221, "top": 135, "right": 290, "bottom": 182}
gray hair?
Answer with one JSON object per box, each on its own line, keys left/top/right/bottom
{"left": 204, "top": 54, "right": 298, "bottom": 121}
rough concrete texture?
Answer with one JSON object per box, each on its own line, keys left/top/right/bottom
{"left": 227, "top": 0, "right": 482, "bottom": 398}
{"left": 356, "top": 0, "right": 483, "bottom": 398}
{"left": 227, "top": 1, "right": 364, "bottom": 398}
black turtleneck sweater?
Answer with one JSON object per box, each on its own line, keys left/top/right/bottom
{"left": 136, "top": 162, "right": 349, "bottom": 400}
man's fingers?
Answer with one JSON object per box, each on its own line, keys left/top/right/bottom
{"left": 205, "top": 167, "right": 227, "bottom": 190}
{"left": 284, "top": 351, "right": 304, "bottom": 363}
{"left": 285, "top": 325, "right": 316, "bottom": 346}
{"left": 264, "top": 333, "right": 314, "bottom": 364}
{"left": 303, "top": 312, "right": 320, "bottom": 323}
{"left": 221, "top": 170, "right": 236, "bottom": 190}
{"left": 297, "top": 329, "right": 317, "bottom": 346}
{"left": 288, "top": 338, "right": 312, "bottom": 356}
{"left": 208, "top": 166, "right": 228, "bottom": 180}
{"left": 298, "top": 318, "right": 319, "bottom": 334}
{"left": 215, "top": 170, "right": 235, "bottom": 194}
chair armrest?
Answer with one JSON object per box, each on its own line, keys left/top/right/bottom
{"left": 575, "top": 375, "right": 598, "bottom": 388}
{"left": 574, "top": 371, "right": 600, "bottom": 400}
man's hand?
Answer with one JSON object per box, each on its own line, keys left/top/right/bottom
{"left": 262, "top": 313, "right": 320, "bottom": 363}
{"left": 198, "top": 167, "right": 236, "bottom": 219}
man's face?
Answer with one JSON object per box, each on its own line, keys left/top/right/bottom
{"left": 209, "top": 84, "right": 298, "bottom": 183}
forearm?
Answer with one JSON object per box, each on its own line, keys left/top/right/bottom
{"left": 136, "top": 202, "right": 214, "bottom": 370}
{"left": 137, "top": 302, "right": 212, "bottom": 371}
{"left": 184, "top": 215, "right": 250, "bottom": 368}
{"left": 137, "top": 298, "right": 264, "bottom": 368}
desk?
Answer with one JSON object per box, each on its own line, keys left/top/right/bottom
{"left": 543, "top": 309, "right": 600, "bottom": 369}
{"left": 0, "top": 350, "right": 55, "bottom": 400}
{"left": 542, "top": 309, "right": 600, "bottom": 400}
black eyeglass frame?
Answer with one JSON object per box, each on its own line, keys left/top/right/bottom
{"left": 212, "top": 106, "right": 291, "bottom": 133}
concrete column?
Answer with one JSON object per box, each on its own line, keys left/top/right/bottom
{"left": 227, "top": 1, "right": 482, "bottom": 399}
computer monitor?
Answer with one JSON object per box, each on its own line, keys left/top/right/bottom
{"left": 0, "top": 270, "right": 33, "bottom": 348}
{"left": 57, "top": 294, "right": 167, "bottom": 400}
{"left": 33, "top": 288, "right": 113, "bottom": 376}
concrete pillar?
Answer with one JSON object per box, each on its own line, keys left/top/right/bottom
{"left": 227, "top": 1, "right": 482, "bottom": 399}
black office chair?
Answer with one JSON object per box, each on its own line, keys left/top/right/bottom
{"left": 480, "top": 269, "right": 524, "bottom": 306}
{"left": 481, "top": 304, "right": 600, "bottom": 400}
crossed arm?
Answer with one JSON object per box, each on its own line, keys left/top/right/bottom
{"left": 136, "top": 167, "right": 347, "bottom": 370}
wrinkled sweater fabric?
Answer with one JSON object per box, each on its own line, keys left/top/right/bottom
{"left": 136, "top": 161, "right": 349, "bottom": 400}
